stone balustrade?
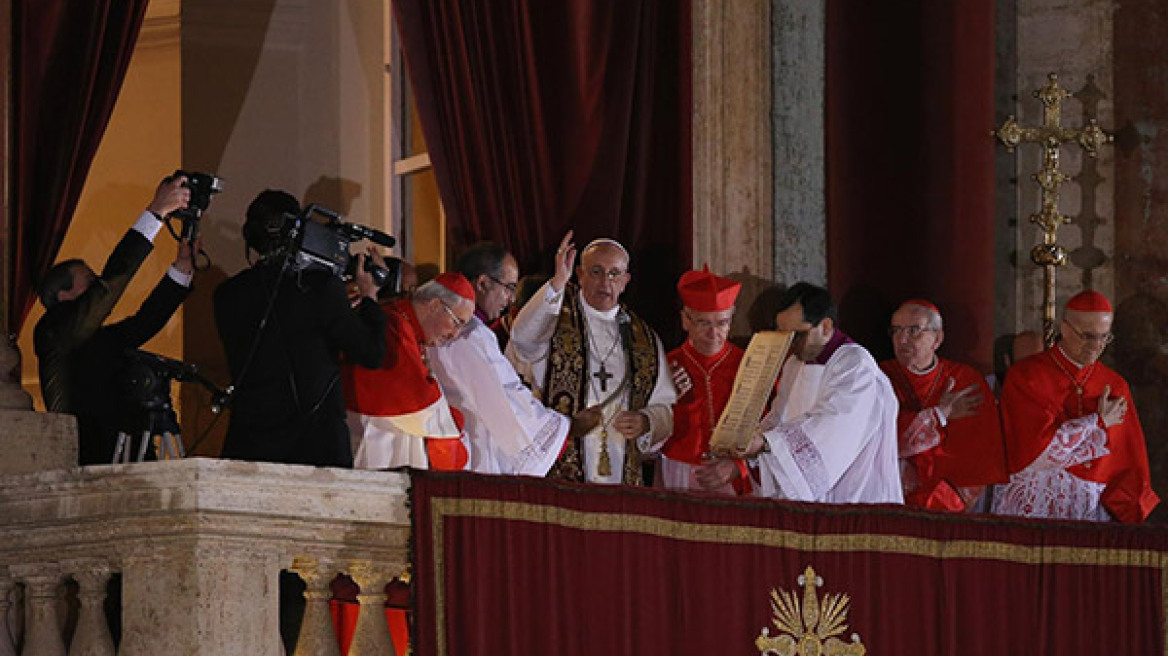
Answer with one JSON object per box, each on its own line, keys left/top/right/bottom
{"left": 0, "top": 459, "right": 411, "bottom": 656}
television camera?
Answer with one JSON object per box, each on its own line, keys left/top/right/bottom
{"left": 279, "top": 204, "right": 404, "bottom": 294}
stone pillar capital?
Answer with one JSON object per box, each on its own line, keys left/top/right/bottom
{"left": 290, "top": 555, "right": 339, "bottom": 598}
{"left": 9, "top": 562, "right": 62, "bottom": 594}
{"left": 345, "top": 561, "right": 395, "bottom": 593}
{"left": 60, "top": 557, "right": 113, "bottom": 578}
{"left": 12, "top": 563, "right": 66, "bottom": 656}
{"left": 61, "top": 558, "right": 114, "bottom": 605}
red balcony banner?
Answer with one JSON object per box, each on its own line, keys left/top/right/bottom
{"left": 410, "top": 470, "right": 1168, "bottom": 655}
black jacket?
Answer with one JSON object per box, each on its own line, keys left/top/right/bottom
{"left": 35, "top": 229, "right": 153, "bottom": 414}
{"left": 71, "top": 274, "right": 191, "bottom": 465}
{"left": 214, "top": 265, "right": 386, "bottom": 467}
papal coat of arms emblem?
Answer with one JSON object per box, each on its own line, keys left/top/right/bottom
{"left": 756, "top": 566, "right": 866, "bottom": 656}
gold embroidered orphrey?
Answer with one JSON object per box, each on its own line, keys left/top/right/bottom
{"left": 756, "top": 566, "right": 866, "bottom": 656}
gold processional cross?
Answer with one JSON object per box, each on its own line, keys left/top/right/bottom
{"left": 993, "top": 73, "right": 1113, "bottom": 347}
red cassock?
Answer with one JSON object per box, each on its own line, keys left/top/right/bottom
{"left": 879, "top": 357, "right": 1008, "bottom": 511}
{"left": 342, "top": 298, "right": 467, "bottom": 470}
{"left": 664, "top": 342, "right": 749, "bottom": 494}
{"left": 1000, "top": 348, "right": 1159, "bottom": 523}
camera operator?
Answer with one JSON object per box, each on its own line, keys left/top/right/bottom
{"left": 214, "top": 190, "right": 387, "bottom": 467}
{"left": 34, "top": 174, "right": 194, "bottom": 465}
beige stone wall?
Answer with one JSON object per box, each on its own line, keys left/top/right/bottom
{"left": 182, "top": 0, "right": 392, "bottom": 279}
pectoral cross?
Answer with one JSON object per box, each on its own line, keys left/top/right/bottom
{"left": 593, "top": 363, "right": 613, "bottom": 392}
{"left": 992, "top": 73, "right": 1112, "bottom": 347}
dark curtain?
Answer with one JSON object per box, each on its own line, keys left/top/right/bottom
{"left": 9, "top": 0, "right": 149, "bottom": 331}
{"left": 826, "top": 1, "right": 996, "bottom": 372}
{"left": 391, "top": 0, "right": 691, "bottom": 346}
{"left": 412, "top": 470, "right": 1167, "bottom": 656}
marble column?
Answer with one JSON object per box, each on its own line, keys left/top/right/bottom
{"left": 692, "top": 0, "right": 828, "bottom": 335}
{"left": 10, "top": 563, "right": 65, "bottom": 656}
{"left": 0, "top": 337, "right": 32, "bottom": 410}
{"left": 771, "top": 0, "right": 827, "bottom": 287}
{"left": 290, "top": 557, "right": 341, "bottom": 656}
{"left": 62, "top": 560, "right": 114, "bottom": 656}
{"left": 0, "top": 571, "right": 16, "bottom": 656}
{"left": 345, "top": 563, "right": 395, "bottom": 656}
{"left": 692, "top": 0, "right": 775, "bottom": 333}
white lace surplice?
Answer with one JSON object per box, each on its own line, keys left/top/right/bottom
{"left": 899, "top": 407, "right": 944, "bottom": 458}
{"left": 992, "top": 415, "right": 1111, "bottom": 521}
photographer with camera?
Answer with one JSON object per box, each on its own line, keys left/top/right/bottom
{"left": 214, "top": 190, "right": 387, "bottom": 467}
{"left": 34, "top": 174, "right": 195, "bottom": 465}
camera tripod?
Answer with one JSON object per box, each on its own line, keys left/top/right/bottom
{"left": 111, "top": 405, "right": 185, "bottom": 463}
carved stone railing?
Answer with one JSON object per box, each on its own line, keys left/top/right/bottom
{"left": 0, "top": 459, "right": 410, "bottom": 656}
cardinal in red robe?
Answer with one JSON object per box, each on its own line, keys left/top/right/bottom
{"left": 993, "top": 290, "right": 1159, "bottom": 523}
{"left": 645, "top": 266, "right": 750, "bottom": 494}
{"left": 879, "top": 300, "right": 1007, "bottom": 512}
{"left": 343, "top": 272, "right": 477, "bottom": 471}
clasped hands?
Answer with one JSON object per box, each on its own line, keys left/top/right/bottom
{"left": 568, "top": 406, "right": 649, "bottom": 439}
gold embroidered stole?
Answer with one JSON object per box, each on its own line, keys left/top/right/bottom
{"left": 543, "top": 285, "right": 659, "bottom": 484}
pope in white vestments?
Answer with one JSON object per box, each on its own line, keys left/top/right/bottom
{"left": 729, "top": 282, "right": 902, "bottom": 504}
{"left": 506, "top": 235, "right": 676, "bottom": 485}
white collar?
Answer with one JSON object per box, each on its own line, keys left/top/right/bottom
{"left": 1057, "top": 344, "right": 1086, "bottom": 369}
{"left": 908, "top": 355, "right": 938, "bottom": 375}
{"left": 580, "top": 296, "right": 620, "bottom": 321}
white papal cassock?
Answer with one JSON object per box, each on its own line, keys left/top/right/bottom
{"left": 506, "top": 282, "right": 676, "bottom": 485}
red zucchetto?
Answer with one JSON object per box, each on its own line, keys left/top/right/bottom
{"left": 1066, "top": 289, "right": 1112, "bottom": 313}
{"left": 435, "top": 272, "right": 475, "bottom": 302}
{"left": 901, "top": 298, "right": 941, "bottom": 318}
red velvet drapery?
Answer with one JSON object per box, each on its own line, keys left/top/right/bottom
{"left": 412, "top": 471, "right": 1168, "bottom": 655}
{"left": 9, "top": 0, "right": 148, "bottom": 331}
{"left": 391, "top": 0, "right": 691, "bottom": 345}
{"left": 826, "top": 1, "right": 997, "bottom": 372}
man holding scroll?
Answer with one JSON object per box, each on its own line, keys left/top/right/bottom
{"left": 724, "top": 283, "right": 902, "bottom": 503}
